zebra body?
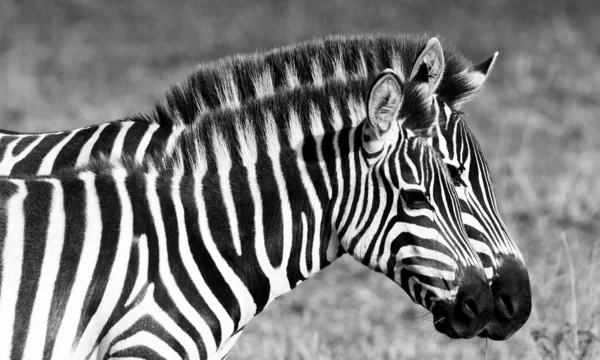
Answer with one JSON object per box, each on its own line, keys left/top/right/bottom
{"left": 0, "top": 70, "right": 493, "bottom": 359}
{"left": 0, "top": 34, "right": 530, "bottom": 339}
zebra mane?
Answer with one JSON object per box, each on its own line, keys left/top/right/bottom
{"left": 134, "top": 33, "right": 476, "bottom": 128}
{"left": 161, "top": 75, "right": 436, "bottom": 174}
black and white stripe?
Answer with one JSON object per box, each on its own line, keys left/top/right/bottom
{"left": 0, "top": 35, "right": 524, "bottom": 282}
{"left": 1, "top": 34, "right": 530, "bottom": 339}
{"left": 0, "top": 70, "right": 489, "bottom": 358}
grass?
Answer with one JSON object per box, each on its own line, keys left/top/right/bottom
{"left": 2, "top": 0, "right": 600, "bottom": 358}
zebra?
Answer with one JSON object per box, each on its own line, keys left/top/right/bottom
{"left": 0, "top": 70, "right": 493, "bottom": 359}
{"left": 0, "top": 34, "right": 529, "bottom": 339}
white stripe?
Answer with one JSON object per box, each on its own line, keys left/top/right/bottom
{"left": 391, "top": 49, "right": 405, "bottom": 82}
{"left": 212, "top": 129, "right": 242, "bottom": 256}
{"left": 253, "top": 67, "right": 275, "bottom": 99}
{"left": 146, "top": 173, "right": 211, "bottom": 358}
{"left": 217, "top": 72, "right": 241, "bottom": 109}
{"left": 288, "top": 109, "right": 323, "bottom": 276}
{"left": 110, "top": 121, "right": 135, "bottom": 161}
{"left": 346, "top": 95, "right": 365, "bottom": 127}
{"left": 333, "top": 54, "right": 346, "bottom": 82}
{"left": 23, "top": 180, "right": 65, "bottom": 359}
{"left": 309, "top": 103, "right": 332, "bottom": 200}
{"left": 110, "top": 331, "right": 182, "bottom": 360}
{"left": 164, "top": 125, "right": 185, "bottom": 157}
{"left": 76, "top": 123, "right": 109, "bottom": 167}
{"left": 402, "top": 264, "right": 456, "bottom": 281}
{"left": 38, "top": 129, "right": 82, "bottom": 175}
{"left": 329, "top": 99, "right": 345, "bottom": 131}
{"left": 310, "top": 59, "right": 324, "bottom": 87}
{"left": 396, "top": 245, "right": 458, "bottom": 271}
{"left": 357, "top": 50, "right": 368, "bottom": 79}
{"left": 51, "top": 172, "right": 103, "bottom": 360}
{"left": 284, "top": 64, "right": 300, "bottom": 89}
{"left": 125, "top": 235, "right": 149, "bottom": 307}
{"left": 134, "top": 124, "right": 160, "bottom": 163}
{"left": 0, "top": 180, "right": 26, "bottom": 359}
{"left": 73, "top": 169, "right": 134, "bottom": 358}
{"left": 0, "top": 135, "right": 47, "bottom": 175}
{"left": 337, "top": 128, "right": 357, "bottom": 235}
{"left": 172, "top": 175, "right": 234, "bottom": 347}
{"left": 299, "top": 212, "right": 309, "bottom": 279}
{"left": 237, "top": 126, "right": 289, "bottom": 301}
{"left": 195, "top": 171, "right": 257, "bottom": 327}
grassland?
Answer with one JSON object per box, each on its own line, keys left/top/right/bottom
{"left": 1, "top": 0, "right": 600, "bottom": 359}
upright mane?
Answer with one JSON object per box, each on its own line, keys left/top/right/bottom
{"left": 160, "top": 76, "right": 436, "bottom": 174}
{"left": 134, "top": 34, "right": 476, "bottom": 128}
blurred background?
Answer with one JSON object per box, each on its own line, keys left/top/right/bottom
{"left": 1, "top": 0, "right": 599, "bottom": 358}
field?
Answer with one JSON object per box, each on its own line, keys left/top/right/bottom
{"left": 1, "top": 0, "right": 600, "bottom": 359}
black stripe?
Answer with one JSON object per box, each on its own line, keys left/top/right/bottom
{"left": 121, "top": 122, "right": 153, "bottom": 159}
{"left": 11, "top": 136, "right": 38, "bottom": 157}
{"left": 279, "top": 149, "right": 314, "bottom": 287}
{"left": 76, "top": 175, "right": 120, "bottom": 340}
{"left": 138, "top": 175, "right": 203, "bottom": 357}
{"left": 11, "top": 133, "right": 70, "bottom": 174}
{"left": 11, "top": 180, "right": 52, "bottom": 360}
{"left": 143, "top": 127, "right": 172, "bottom": 162}
{"left": 228, "top": 165, "right": 270, "bottom": 312}
{"left": 400, "top": 269, "right": 457, "bottom": 291}
{"left": 96, "top": 237, "right": 147, "bottom": 356}
{"left": 401, "top": 256, "right": 456, "bottom": 273}
{"left": 111, "top": 315, "right": 185, "bottom": 359}
{"left": 0, "top": 136, "right": 19, "bottom": 163}
{"left": 89, "top": 123, "right": 122, "bottom": 160}
{"left": 184, "top": 175, "right": 241, "bottom": 330}
{"left": 339, "top": 130, "right": 367, "bottom": 246}
{"left": 52, "top": 127, "right": 99, "bottom": 170}
{"left": 256, "top": 147, "right": 284, "bottom": 268}
{"left": 358, "top": 164, "right": 387, "bottom": 264}
{"left": 319, "top": 132, "right": 342, "bottom": 266}
{"left": 43, "top": 176, "right": 86, "bottom": 357}
{"left": 161, "top": 175, "right": 221, "bottom": 347}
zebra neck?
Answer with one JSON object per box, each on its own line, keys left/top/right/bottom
{"left": 161, "top": 127, "right": 368, "bottom": 330}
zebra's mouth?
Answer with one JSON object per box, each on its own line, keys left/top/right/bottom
{"left": 429, "top": 266, "right": 494, "bottom": 339}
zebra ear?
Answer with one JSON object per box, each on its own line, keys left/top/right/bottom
{"left": 367, "top": 69, "right": 404, "bottom": 138}
{"left": 410, "top": 37, "right": 445, "bottom": 93}
{"left": 453, "top": 52, "right": 498, "bottom": 108}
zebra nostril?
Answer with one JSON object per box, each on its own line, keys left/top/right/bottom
{"left": 462, "top": 298, "right": 479, "bottom": 319}
{"left": 495, "top": 293, "right": 516, "bottom": 320}
{"left": 501, "top": 294, "right": 515, "bottom": 315}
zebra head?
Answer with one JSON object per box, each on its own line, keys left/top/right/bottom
{"left": 408, "top": 38, "right": 532, "bottom": 340}
{"left": 340, "top": 69, "right": 494, "bottom": 339}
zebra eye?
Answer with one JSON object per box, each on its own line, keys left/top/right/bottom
{"left": 447, "top": 165, "right": 466, "bottom": 187}
{"left": 401, "top": 189, "right": 433, "bottom": 211}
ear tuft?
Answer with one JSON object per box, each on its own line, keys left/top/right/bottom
{"left": 409, "top": 37, "right": 445, "bottom": 93}
{"left": 473, "top": 52, "right": 498, "bottom": 76}
{"left": 367, "top": 70, "right": 404, "bottom": 138}
{"left": 453, "top": 52, "right": 498, "bottom": 108}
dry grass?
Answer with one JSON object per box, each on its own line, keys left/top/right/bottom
{"left": 2, "top": 0, "right": 600, "bottom": 358}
